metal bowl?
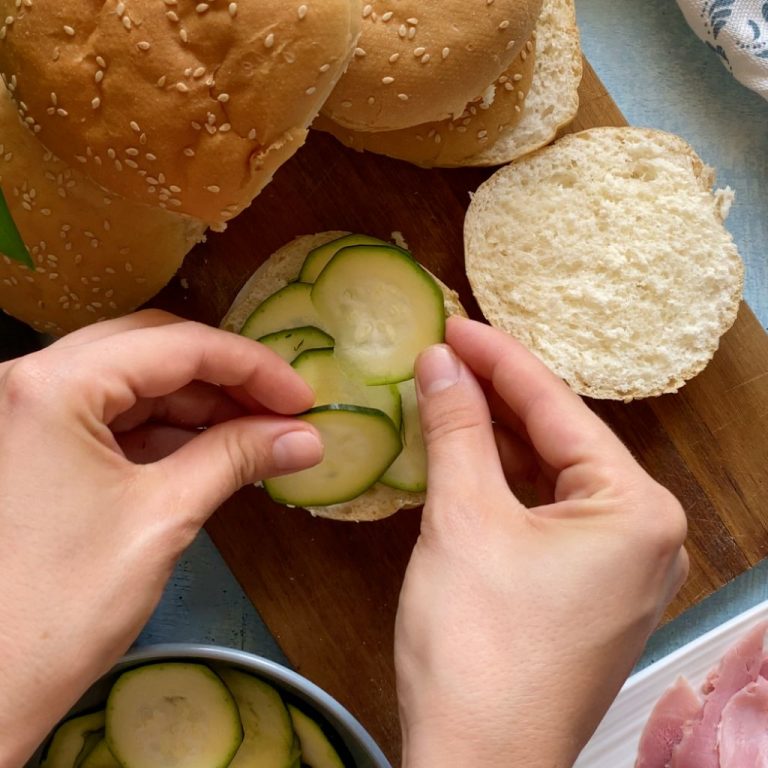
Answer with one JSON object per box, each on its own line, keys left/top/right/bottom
{"left": 29, "top": 643, "right": 392, "bottom": 768}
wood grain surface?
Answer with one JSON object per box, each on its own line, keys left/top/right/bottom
{"left": 148, "top": 59, "right": 768, "bottom": 764}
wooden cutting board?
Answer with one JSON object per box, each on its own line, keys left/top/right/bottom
{"left": 150, "top": 59, "right": 768, "bottom": 764}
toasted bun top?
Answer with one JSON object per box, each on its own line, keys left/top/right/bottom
{"left": 0, "top": 0, "right": 359, "bottom": 227}
{"left": 322, "top": 0, "right": 543, "bottom": 132}
{"left": 314, "top": 35, "right": 536, "bottom": 167}
{"left": 465, "top": 127, "right": 744, "bottom": 401}
{"left": 221, "top": 231, "right": 465, "bottom": 521}
{"left": 0, "top": 84, "right": 205, "bottom": 336}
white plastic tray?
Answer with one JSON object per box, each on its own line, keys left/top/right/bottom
{"left": 573, "top": 599, "right": 768, "bottom": 767}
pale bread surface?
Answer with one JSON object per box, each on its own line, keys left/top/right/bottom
{"left": 221, "top": 231, "right": 465, "bottom": 521}
{"left": 465, "top": 127, "right": 744, "bottom": 400}
{"left": 472, "top": 0, "right": 582, "bottom": 165}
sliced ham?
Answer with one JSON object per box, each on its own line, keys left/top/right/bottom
{"left": 635, "top": 677, "right": 702, "bottom": 768}
{"left": 669, "top": 620, "right": 768, "bottom": 768}
{"left": 718, "top": 675, "right": 768, "bottom": 768}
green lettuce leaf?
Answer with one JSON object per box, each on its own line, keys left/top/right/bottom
{"left": 0, "top": 187, "right": 33, "bottom": 268}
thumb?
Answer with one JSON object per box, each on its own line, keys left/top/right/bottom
{"left": 146, "top": 416, "right": 323, "bottom": 522}
{"left": 415, "top": 344, "right": 510, "bottom": 509}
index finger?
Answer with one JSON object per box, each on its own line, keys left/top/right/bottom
{"left": 446, "top": 316, "right": 637, "bottom": 474}
{"left": 45, "top": 321, "right": 315, "bottom": 423}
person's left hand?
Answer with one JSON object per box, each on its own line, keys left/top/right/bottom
{"left": 0, "top": 310, "right": 324, "bottom": 766}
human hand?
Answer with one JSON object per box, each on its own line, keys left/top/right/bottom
{"left": 395, "top": 316, "right": 688, "bottom": 768}
{"left": 0, "top": 311, "right": 323, "bottom": 767}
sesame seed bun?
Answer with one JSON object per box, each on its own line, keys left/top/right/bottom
{"left": 221, "top": 231, "right": 466, "bottom": 521}
{"left": 313, "top": 34, "right": 536, "bottom": 167}
{"left": 321, "top": 0, "right": 543, "bottom": 132}
{"left": 0, "top": 83, "right": 205, "bottom": 337}
{"left": 314, "top": 0, "right": 581, "bottom": 168}
{"left": 0, "top": 0, "right": 360, "bottom": 229}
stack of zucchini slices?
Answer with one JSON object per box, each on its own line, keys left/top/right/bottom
{"left": 42, "top": 662, "right": 345, "bottom": 768}
{"left": 240, "top": 234, "right": 446, "bottom": 508}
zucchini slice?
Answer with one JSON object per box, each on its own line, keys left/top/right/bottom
{"left": 216, "top": 668, "right": 299, "bottom": 768}
{"left": 287, "top": 705, "right": 345, "bottom": 768}
{"left": 43, "top": 711, "right": 106, "bottom": 768}
{"left": 264, "top": 405, "right": 402, "bottom": 507}
{"left": 257, "top": 326, "right": 334, "bottom": 363}
{"left": 241, "top": 283, "right": 326, "bottom": 341}
{"left": 311, "top": 245, "right": 445, "bottom": 384}
{"left": 105, "top": 663, "right": 242, "bottom": 768}
{"left": 78, "top": 740, "right": 120, "bottom": 768}
{"left": 298, "top": 234, "right": 391, "bottom": 283}
{"left": 292, "top": 348, "right": 401, "bottom": 429}
{"left": 380, "top": 379, "right": 427, "bottom": 492}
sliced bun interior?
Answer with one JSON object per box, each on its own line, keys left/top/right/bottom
{"left": 314, "top": 0, "right": 581, "bottom": 168}
{"left": 464, "top": 127, "right": 744, "bottom": 401}
{"left": 0, "top": 0, "right": 360, "bottom": 228}
{"left": 221, "top": 231, "right": 465, "bottom": 521}
{"left": 322, "top": 0, "right": 543, "bottom": 132}
{"left": 0, "top": 84, "right": 205, "bottom": 336}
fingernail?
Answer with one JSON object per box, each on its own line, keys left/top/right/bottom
{"left": 272, "top": 430, "right": 323, "bottom": 472}
{"left": 417, "top": 345, "right": 461, "bottom": 395}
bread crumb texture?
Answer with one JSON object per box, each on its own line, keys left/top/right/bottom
{"left": 465, "top": 127, "right": 744, "bottom": 400}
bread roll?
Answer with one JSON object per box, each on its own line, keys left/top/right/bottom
{"left": 322, "top": 0, "right": 543, "bottom": 132}
{"left": 314, "top": 0, "right": 581, "bottom": 168}
{"left": 222, "top": 231, "right": 465, "bottom": 521}
{"left": 313, "top": 36, "right": 536, "bottom": 167}
{"left": 0, "top": 84, "right": 205, "bottom": 336}
{"left": 0, "top": 0, "right": 359, "bottom": 228}
{"left": 464, "top": 127, "right": 744, "bottom": 401}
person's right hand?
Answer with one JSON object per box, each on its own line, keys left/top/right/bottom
{"left": 395, "top": 316, "right": 688, "bottom": 768}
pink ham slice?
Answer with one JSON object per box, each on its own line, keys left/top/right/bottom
{"left": 669, "top": 620, "right": 768, "bottom": 768}
{"left": 718, "top": 675, "right": 768, "bottom": 767}
{"left": 635, "top": 677, "right": 702, "bottom": 768}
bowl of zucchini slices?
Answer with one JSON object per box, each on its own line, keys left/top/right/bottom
{"left": 31, "top": 644, "right": 391, "bottom": 768}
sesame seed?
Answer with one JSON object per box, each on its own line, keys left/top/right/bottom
{"left": 217, "top": 93, "right": 230, "bottom": 102}
{"left": 205, "top": 185, "right": 221, "bottom": 193}
{"left": 526, "top": 39, "right": 533, "bottom": 52}
{"left": 389, "top": 53, "right": 400, "bottom": 63}
{"left": 513, "top": 73, "right": 523, "bottom": 81}
{"left": 136, "top": 40, "right": 150, "bottom": 51}
{"left": 381, "top": 76, "right": 394, "bottom": 85}
{"left": 122, "top": 15, "right": 131, "bottom": 30}
{"left": 130, "top": 121, "right": 141, "bottom": 132}
{"left": 156, "top": 75, "right": 167, "bottom": 87}
{"left": 354, "top": 47, "right": 366, "bottom": 57}
{"left": 196, "top": 2, "right": 208, "bottom": 12}
{"left": 319, "top": 63, "right": 330, "bottom": 73}
{"left": 91, "top": 96, "right": 101, "bottom": 108}
{"left": 504, "top": 81, "right": 514, "bottom": 92}
{"left": 183, "top": 147, "right": 195, "bottom": 156}
{"left": 176, "top": 82, "right": 189, "bottom": 92}
{"left": 166, "top": 10, "right": 179, "bottom": 22}
{"left": 107, "top": 148, "right": 116, "bottom": 159}
{"left": 340, "top": 99, "right": 352, "bottom": 107}
{"left": 398, "top": 24, "right": 406, "bottom": 38}
{"left": 63, "top": 25, "right": 75, "bottom": 35}
{"left": 381, "top": 10, "right": 393, "bottom": 21}
{"left": 248, "top": 129, "right": 257, "bottom": 140}
{"left": 498, "top": 20, "right": 510, "bottom": 30}
{"left": 95, "top": 70, "right": 104, "bottom": 83}
{"left": 56, "top": 108, "right": 68, "bottom": 117}
{"left": 406, "top": 17, "right": 418, "bottom": 25}
{"left": 297, "top": 4, "right": 307, "bottom": 19}
{"left": 414, "top": 46, "right": 426, "bottom": 56}
{"left": 50, "top": 92, "right": 57, "bottom": 105}
{"left": 219, "top": 123, "right": 231, "bottom": 132}
{"left": 96, "top": 56, "right": 107, "bottom": 68}
{"left": 367, "top": 96, "right": 375, "bottom": 105}
{"left": 362, "top": 4, "right": 372, "bottom": 18}
{"left": 228, "top": 2, "right": 237, "bottom": 16}
{"left": 305, "top": 86, "right": 317, "bottom": 96}
{"left": 520, "top": 50, "right": 527, "bottom": 61}
{"left": 179, "top": 28, "right": 188, "bottom": 42}
{"left": 421, "top": 53, "right": 430, "bottom": 64}
{"left": 125, "top": 147, "right": 139, "bottom": 156}
{"left": 193, "top": 66, "right": 206, "bottom": 78}
{"left": 264, "top": 32, "right": 274, "bottom": 48}
{"left": 397, "top": 93, "right": 408, "bottom": 101}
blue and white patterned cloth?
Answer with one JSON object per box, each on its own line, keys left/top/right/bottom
{"left": 677, "top": 0, "right": 768, "bottom": 101}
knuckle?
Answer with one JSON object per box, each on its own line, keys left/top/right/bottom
{"left": 635, "top": 484, "right": 688, "bottom": 555}
{"left": 1, "top": 355, "right": 52, "bottom": 407}
{"left": 421, "top": 399, "right": 486, "bottom": 445}
{"left": 221, "top": 426, "right": 269, "bottom": 488}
